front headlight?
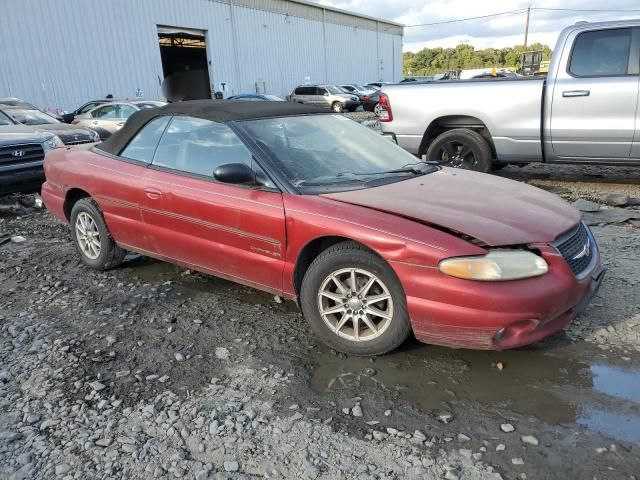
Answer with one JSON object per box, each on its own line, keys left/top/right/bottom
{"left": 43, "top": 135, "right": 64, "bottom": 152}
{"left": 439, "top": 250, "right": 548, "bottom": 281}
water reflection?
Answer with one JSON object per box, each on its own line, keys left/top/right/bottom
{"left": 311, "top": 341, "right": 640, "bottom": 444}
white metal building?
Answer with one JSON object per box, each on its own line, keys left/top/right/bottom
{"left": 0, "top": 0, "right": 403, "bottom": 112}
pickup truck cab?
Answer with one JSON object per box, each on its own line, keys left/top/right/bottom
{"left": 379, "top": 20, "right": 640, "bottom": 172}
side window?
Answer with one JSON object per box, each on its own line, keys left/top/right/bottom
{"left": 118, "top": 105, "right": 137, "bottom": 119}
{"left": 153, "top": 116, "right": 253, "bottom": 177}
{"left": 294, "top": 87, "right": 304, "bottom": 95}
{"left": 569, "top": 28, "right": 632, "bottom": 77}
{"left": 316, "top": 87, "right": 327, "bottom": 95}
{"left": 120, "top": 116, "right": 171, "bottom": 163}
{"left": 93, "top": 105, "right": 117, "bottom": 118}
{"left": 79, "top": 102, "right": 99, "bottom": 114}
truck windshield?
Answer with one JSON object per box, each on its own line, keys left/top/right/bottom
{"left": 241, "top": 114, "right": 437, "bottom": 193}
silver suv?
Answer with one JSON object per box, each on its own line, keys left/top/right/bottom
{"left": 288, "top": 85, "right": 360, "bottom": 113}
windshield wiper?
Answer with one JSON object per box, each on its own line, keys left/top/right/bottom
{"left": 336, "top": 162, "right": 437, "bottom": 178}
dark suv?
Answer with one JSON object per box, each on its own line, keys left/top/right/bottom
{"left": 0, "top": 110, "right": 63, "bottom": 195}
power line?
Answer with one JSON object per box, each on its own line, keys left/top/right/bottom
{"left": 532, "top": 7, "right": 640, "bottom": 13}
{"left": 404, "top": 6, "right": 640, "bottom": 28}
{"left": 405, "top": 9, "right": 527, "bottom": 28}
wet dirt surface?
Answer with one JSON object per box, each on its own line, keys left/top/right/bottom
{"left": 1, "top": 167, "right": 640, "bottom": 478}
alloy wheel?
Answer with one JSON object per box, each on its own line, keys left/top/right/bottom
{"left": 75, "top": 212, "right": 101, "bottom": 259}
{"left": 317, "top": 267, "right": 394, "bottom": 342}
{"left": 437, "top": 140, "right": 478, "bottom": 169}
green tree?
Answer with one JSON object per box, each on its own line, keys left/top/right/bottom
{"left": 403, "top": 43, "right": 553, "bottom": 76}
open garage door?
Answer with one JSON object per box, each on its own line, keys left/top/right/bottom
{"left": 158, "top": 26, "right": 211, "bottom": 101}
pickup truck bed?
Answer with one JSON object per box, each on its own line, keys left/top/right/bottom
{"left": 383, "top": 77, "right": 544, "bottom": 162}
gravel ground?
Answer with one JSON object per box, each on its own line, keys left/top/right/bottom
{"left": 1, "top": 161, "right": 640, "bottom": 479}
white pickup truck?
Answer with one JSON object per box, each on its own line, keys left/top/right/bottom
{"left": 378, "top": 19, "right": 640, "bottom": 172}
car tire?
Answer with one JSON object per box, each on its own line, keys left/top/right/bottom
{"left": 70, "top": 198, "right": 126, "bottom": 270}
{"left": 300, "top": 241, "right": 412, "bottom": 356}
{"left": 426, "top": 128, "right": 492, "bottom": 173}
{"left": 373, "top": 103, "right": 382, "bottom": 116}
{"left": 331, "top": 102, "right": 344, "bottom": 113}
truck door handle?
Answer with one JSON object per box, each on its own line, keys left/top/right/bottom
{"left": 562, "top": 90, "right": 590, "bottom": 97}
{"left": 144, "top": 188, "right": 162, "bottom": 200}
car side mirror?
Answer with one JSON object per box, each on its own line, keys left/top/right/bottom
{"left": 323, "top": 92, "right": 329, "bottom": 96}
{"left": 214, "top": 163, "right": 257, "bottom": 185}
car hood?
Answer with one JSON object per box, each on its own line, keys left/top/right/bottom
{"left": 321, "top": 168, "right": 581, "bottom": 246}
{"left": 0, "top": 124, "right": 52, "bottom": 144}
{"left": 30, "top": 123, "right": 88, "bottom": 134}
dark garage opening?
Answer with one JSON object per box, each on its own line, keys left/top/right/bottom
{"left": 158, "top": 26, "right": 211, "bottom": 101}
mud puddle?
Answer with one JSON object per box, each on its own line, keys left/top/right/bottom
{"left": 311, "top": 340, "right": 640, "bottom": 444}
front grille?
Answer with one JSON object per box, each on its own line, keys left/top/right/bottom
{"left": 554, "top": 222, "right": 594, "bottom": 276}
{"left": 0, "top": 143, "right": 44, "bottom": 167}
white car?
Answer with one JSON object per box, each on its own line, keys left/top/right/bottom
{"left": 72, "top": 100, "right": 166, "bottom": 140}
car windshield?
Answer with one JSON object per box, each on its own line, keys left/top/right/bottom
{"left": 325, "top": 85, "right": 342, "bottom": 94}
{"left": 241, "top": 114, "right": 437, "bottom": 193}
{"left": 264, "top": 95, "right": 284, "bottom": 101}
{"left": 0, "top": 111, "right": 16, "bottom": 125}
{"left": 8, "top": 108, "right": 59, "bottom": 125}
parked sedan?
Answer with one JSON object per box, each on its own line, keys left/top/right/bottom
{"left": 42, "top": 101, "right": 604, "bottom": 355}
{"left": 361, "top": 91, "right": 381, "bottom": 114}
{"left": 1, "top": 106, "right": 100, "bottom": 145}
{"left": 0, "top": 97, "right": 64, "bottom": 122}
{"left": 60, "top": 99, "right": 117, "bottom": 123}
{"left": 227, "top": 94, "right": 284, "bottom": 101}
{"left": 72, "top": 101, "right": 166, "bottom": 140}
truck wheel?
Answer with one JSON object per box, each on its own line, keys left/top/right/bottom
{"left": 426, "top": 128, "right": 492, "bottom": 173}
{"left": 300, "top": 241, "right": 412, "bottom": 356}
{"left": 331, "top": 102, "right": 344, "bottom": 113}
{"left": 70, "top": 198, "right": 126, "bottom": 270}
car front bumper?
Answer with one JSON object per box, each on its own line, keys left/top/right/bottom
{"left": 391, "top": 243, "right": 605, "bottom": 350}
{"left": 0, "top": 167, "right": 45, "bottom": 195}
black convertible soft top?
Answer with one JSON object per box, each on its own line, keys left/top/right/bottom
{"left": 97, "top": 99, "right": 326, "bottom": 156}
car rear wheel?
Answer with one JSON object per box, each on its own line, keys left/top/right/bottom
{"left": 300, "top": 241, "right": 411, "bottom": 356}
{"left": 70, "top": 198, "right": 126, "bottom": 270}
{"left": 331, "top": 102, "right": 344, "bottom": 113}
{"left": 373, "top": 103, "right": 382, "bottom": 116}
{"left": 426, "top": 128, "right": 492, "bottom": 173}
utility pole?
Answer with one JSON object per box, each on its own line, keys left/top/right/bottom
{"left": 524, "top": 5, "right": 531, "bottom": 49}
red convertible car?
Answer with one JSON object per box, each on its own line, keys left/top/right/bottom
{"left": 42, "top": 101, "right": 605, "bottom": 355}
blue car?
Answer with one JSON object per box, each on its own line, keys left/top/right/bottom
{"left": 227, "top": 94, "right": 284, "bottom": 101}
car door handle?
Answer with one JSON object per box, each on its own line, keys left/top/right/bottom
{"left": 144, "top": 188, "right": 162, "bottom": 200}
{"left": 562, "top": 90, "right": 590, "bottom": 97}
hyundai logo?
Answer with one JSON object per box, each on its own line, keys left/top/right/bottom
{"left": 12, "top": 150, "right": 25, "bottom": 157}
{"left": 572, "top": 237, "right": 591, "bottom": 260}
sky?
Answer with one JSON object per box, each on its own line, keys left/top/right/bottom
{"left": 317, "top": 0, "right": 640, "bottom": 51}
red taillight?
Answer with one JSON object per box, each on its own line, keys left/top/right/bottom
{"left": 377, "top": 92, "right": 393, "bottom": 122}
{"left": 71, "top": 119, "right": 79, "bottom": 125}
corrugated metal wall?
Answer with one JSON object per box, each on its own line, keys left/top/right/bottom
{"left": 0, "top": 0, "right": 403, "bottom": 111}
